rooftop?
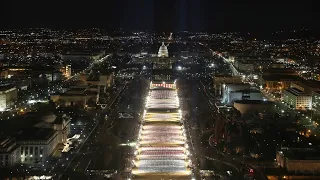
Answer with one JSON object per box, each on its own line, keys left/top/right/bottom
{"left": 0, "top": 84, "right": 16, "bottom": 91}
{"left": 281, "top": 148, "right": 320, "bottom": 160}
{"left": 262, "top": 74, "right": 301, "bottom": 81}
{"left": 285, "top": 88, "right": 310, "bottom": 96}
{"left": 234, "top": 100, "right": 275, "bottom": 105}
{"left": 301, "top": 80, "right": 320, "bottom": 89}
{"left": 232, "top": 89, "right": 261, "bottom": 93}
{"left": 15, "top": 128, "right": 56, "bottom": 141}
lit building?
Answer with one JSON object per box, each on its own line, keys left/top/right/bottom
{"left": 224, "top": 90, "right": 263, "bottom": 104}
{"left": 150, "top": 81, "right": 176, "bottom": 89}
{"left": 0, "top": 66, "right": 61, "bottom": 82}
{"left": 213, "top": 75, "right": 242, "bottom": 96}
{"left": 79, "top": 73, "right": 114, "bottom": 88}
{"left": 50, "top": 87, "right": 98, "bottom": 108}
{"left": 60, "top": 65, "right": 72, "bottom": 78}
{"left": 0, "top": 84, "right": 17, "bottom": 111}
{"left": 233, "top": 59, "right": 254, "bottom": 73}
{"left": 233, "top": 58, "right": 282, "bottom": 74}
{"left": 0, "top": 137, "right": 20, "bottom": 167}
{"left": 152, "top": 43, "right": 176, "bottom": 81}
{"left": 283, "top": 88, "right": 312, "bottom": 110}
{"left": 222, "top": 83, "right": 251, "bottom": 103}
{"left": 158, "top": 42, "right": 169, "bottom": 58}
{"left": 276, "top": 148, "right": 320, "bottom": 173}
{"left": 312, "top": 91, "right": 320, "bottom": 114}
{"left": 34, "top": 112, "right": 71, "bottom": 144}
{"left": 17, "top": 128, "right": 59, "bottom": 164}
{"left": 290, "top": 80, "right": 320, "bottom": 94}
{"left": 261, "top": 75, "right": 300, "bottom": 91}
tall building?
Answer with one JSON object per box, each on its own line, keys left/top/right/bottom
{"left": 0, "top": 84, "right": 17, "bottom": 111}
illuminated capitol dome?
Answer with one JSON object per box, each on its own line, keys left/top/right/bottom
{"left": 158, "top": 42, "right": 169, "bottom": 58}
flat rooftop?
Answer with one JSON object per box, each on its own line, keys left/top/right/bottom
{"left": 15, "top": 128, "right": 56, "bottom": 141}
{"left": 281, "top": 148, "right": 320, "bottom": 160}
{"left": 233, "top": 89, "right": 261, "bottom": 93}
{"left": 0, "top": 84, "right": 16, "bottom": 91}
{"left": 285, "top": 88, "right": 310, "bottom": 96}
{"left": 262, "top": 75, "right": 301, "bottom": 81}
{"left": 301, "top": 80, "right": 320, "bottom": 89}
{"left": 234, "top": 100, "right": 275, "bottom": 105}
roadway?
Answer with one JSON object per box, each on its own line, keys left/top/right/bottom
{"left": 195, "top": 79, "right": 268, "bottom": 180}
{"left": 66, "top": 53, "right": 113, "bottom": 82}
{"left": 59, "top": 77, "right": 148, "bottom": 179}
{"left": 178, "top": 78, "right": 247, "bottom": 179}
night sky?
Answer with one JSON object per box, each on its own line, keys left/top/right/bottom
{"left": 1, "top": 0, "right": 317, "bottom": 32}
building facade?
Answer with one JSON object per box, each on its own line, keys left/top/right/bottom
{"left": 261, "top": 75, "right": 300, "bottom": 91}
{"left": 213, "top": 75, "right": 242, "bottom": 96}
{"left": 225, "top": 90, "right": 263, "bottom": 104}
{"left": 312, "top": 91, "right": 320, "bottom": 114}
{"left": 283, "top": 88, "right": 312, "bottom": 110}
{"left": 0, "top": 85, "right": 17, "bottom": 111}
{"left": 0, "top": 137, "right": 20, "bottom": 167}
{"left": 222, "top": 83, "right": 251, "bottom": 103}
{"left": 17, "top": 128, "right": 59, "bottom": 164}
{"left": 276, "top": 148, "right": 320, "bottom": 173}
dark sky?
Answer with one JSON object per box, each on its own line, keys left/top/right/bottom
{"left": 1, "top": 0, "right": 317, "bottom": 32}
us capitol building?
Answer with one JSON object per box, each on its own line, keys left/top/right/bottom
{"left": 132, "top": 42, "right": 178, "bottom": 65}
{"left": 133, "top": 42, "right": 178, "bottom": 82}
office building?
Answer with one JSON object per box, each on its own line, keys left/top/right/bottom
{"left": 261, "top": 75, "right": 300, "bottom": 91}
{"left": 276, "top": 148, "right": 320, "bottom": 173}
{"left": 0, "top": 84, "right": 17, "bottom": 111}
{"left": 213, "top": 75, "right": 242, "bottom": 96}
{"left": 34, "top": 112, "right": 71, "bottom": 144}
{"left": 17, "top": 128, "right": 59, "bottom": 164}
{"left": 225, "top": 90, "right": 263, "bottom": 104}
{"left": 312, "top": 91, "right": 320, "bottom": 114}
{"left": 50, "top": 86, "right": 98, "bottom": 108}
{"left": 221, "top": 83, "right": 251, "bottom": 103}
{"left": 283, "top": 88, "right": 312, "bottom": 110}
{"left": 290, "top": 80, "right": 320, "bottom": 94}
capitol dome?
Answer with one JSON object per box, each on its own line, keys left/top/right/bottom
{"left": 158, "top": 42, "right": 169, "bottom": 58}
{"left": 42, "top": 112, "right": 57, "bottom": 123}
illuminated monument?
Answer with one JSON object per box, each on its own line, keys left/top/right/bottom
{"left": 132, "top": 33, "right": 178, "bottom": 65}
{"left": 152, "top": 42, "right": 176, "bottom": 81}
{"left": 158, "top": 42, "right": 169, "bottom": 58}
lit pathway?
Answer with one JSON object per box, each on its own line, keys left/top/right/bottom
{"left": 130, "top": 83, "right": 194, "bottom": 179}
